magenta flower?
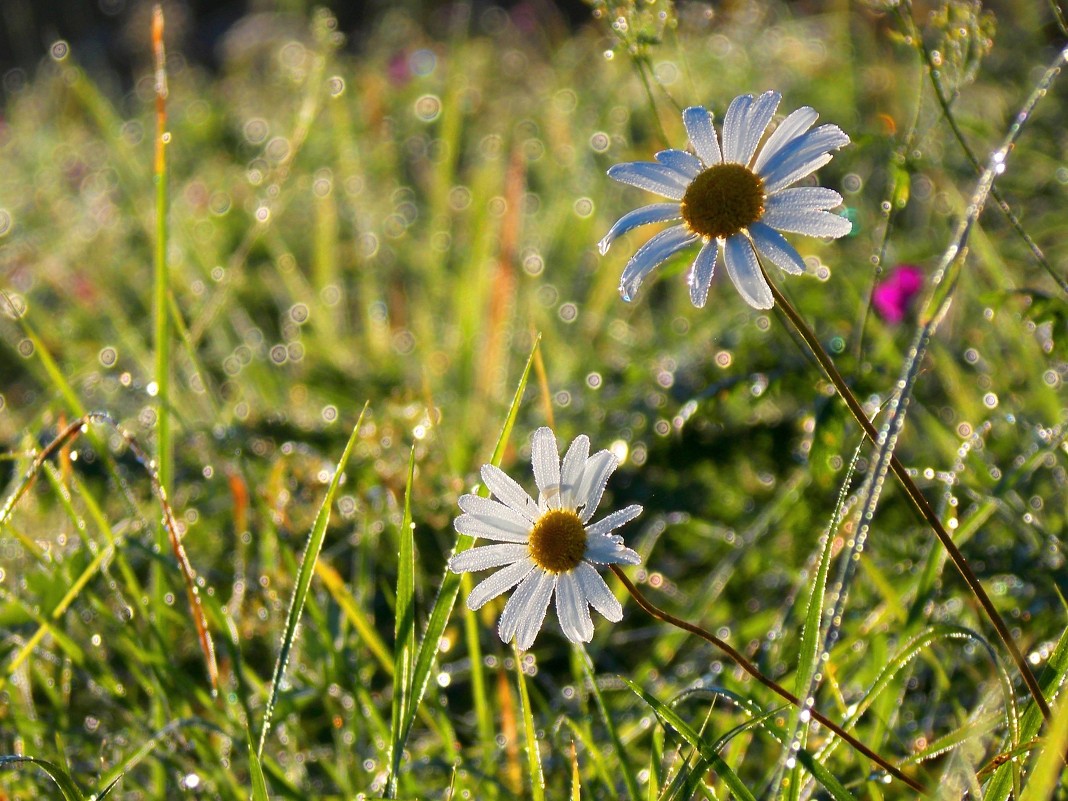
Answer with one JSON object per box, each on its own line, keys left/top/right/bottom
{"left": 872, "top": 264, "right": 924, "bottom": 323}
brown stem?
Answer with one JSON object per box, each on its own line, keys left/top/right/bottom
{"left": 611, "top": 566, "right": 928, "bottom": 795}
{"left": 766, "top": 278, "right": 1050, "bottom": 722}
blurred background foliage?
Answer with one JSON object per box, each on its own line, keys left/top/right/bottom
{"left": 0, "top": 0, "right": 1066, "bottom": 797}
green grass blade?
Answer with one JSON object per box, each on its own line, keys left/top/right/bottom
{"left": 986, "top": 621, "right": 1068, "bottom": 800}
{"left": 620, "top": 677, "right": 758, "bottom": 801}
{"left": 0, "top": 756, "right": 87, "bottom": 801}
{"left": 248, "top": 729, "right": 272, "bottom": 801}
{"left": 580, "top": 649, "right": 639, "bottom": 801}
{"left": 397, "top": 334, "right": 541, "bottom": 761}
{"left": 515, "top": 644, "right": 546, "bottom": 801}
{"left": 385, "top": 444, "right": 418, "bottom": 797}
{"left": 1019, "top": 682, "right": 1068, "bottom": 801}
{"left": 257, "top": 402, "right": 368, "bottom": 757}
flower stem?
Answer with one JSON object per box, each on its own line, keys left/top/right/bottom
{"left": 765, "top": 276, "right": 1050, "bottom": 722}
{"left": 610, "top": 565, "right": 928, "bottom": 795}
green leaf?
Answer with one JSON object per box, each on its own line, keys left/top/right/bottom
{"left": 0, "top": 755, "right": 87, "bottom": 801}
{"left": 516, "top": 644, "right": 546, "bottom": 801}
{"left": 248, "top": 730, "right": 271, "bottom": 801}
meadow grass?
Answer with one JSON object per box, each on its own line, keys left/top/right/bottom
{"left": 1, "top": 1, "right": 1067, "bottom": 798}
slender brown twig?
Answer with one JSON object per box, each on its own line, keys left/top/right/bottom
{"left": 611, "top": 566, "right": 928, "bottom": 795}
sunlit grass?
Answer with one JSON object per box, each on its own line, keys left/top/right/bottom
{"left": 1, "top": 1, "right": 1066, "bottom": 798}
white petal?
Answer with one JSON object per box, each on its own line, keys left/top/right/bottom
{"left": 454, "top": 513, "right": 530, "bottom": 543}
{"left": 752, "top": 106, "right": 819, "bottom": 174}
{"left": 768, "top": 186, "right": 843, "bottom": 211}
{"left": 498, "top": 571, "right": 544, "bottom": 645}
{"left": 574, "top": 449, "right": 618, "bottom": 523}
{"left": 762, "top": 206, "right": 852, "bottom": 239}
{"left": 598, "top": 203, "right": 682, "bottom": 255}
{"left": 574, "top": 562, "right": 623, "bottom": 622}
{"left": 448, "top": 543, "right": 530, "bottom": 573}
{"left": 531, "top": 426, "right": 561, "bottom": 511}
{"left": 555, "top": 571, "right": 594, "bottom": 644}
{"left": 607, "top": 161, "right": 688, "bottom": 200}
{"left": 514, "top": 572, "right": 557, "bottom": 650}
{"left": 458, "top": 494, "right": 534, "bottom": 533}
{"left": 619, "top": 224, "right": 699, "bottom": 302}
{"left": 724, "top": 234, "right": 774, "bottom": 309}
{"left": 749, "top": 222, "right": 805, "bottom": 275}
{"left": 481, "top": 464, "right": 538, "bottom": 521}
{"left": 585, "top": 504, "right": 643, "bottom": 538}
{"left": 737, "top": 91, "right": 781, "bottom": 167}
{"left": 655, "top": 149, "right": 703, "bottom": 179}
{"left": 467, "top": 558, "right": 535, "bottom": 610}
{"left": 721, "top": 93, "right": 753, "bottom": 165}
{"left": 584, "top": 532, "right": 641, "bottom": 565}
{"left": 682, "top": 106, "right": 722, "bottom": 166}
{"left": 760, "top": 124, "right": 850, "bottom": 193}
{"left": 559, "top": 435, "right": 590, "bottom": 510}
{"left": 688, "top": 239, "right": 719, "bottom": 308}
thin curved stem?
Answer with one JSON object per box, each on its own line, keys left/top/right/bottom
{"left": 766, "top": 278, "right": 1050, "bottom": 722}
{"left": 611, "top": 566, "right": 928, "bottom": 795}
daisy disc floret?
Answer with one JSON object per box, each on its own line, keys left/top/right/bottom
{"left": 447, "top": 427, "right": 642, "bottom": 650}
{"left": 600, "top": 91, "right": 851, "bottom": 310}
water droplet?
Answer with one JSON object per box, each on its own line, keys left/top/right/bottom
{"left": 51, "top": 41, "right": 70, "bottom": 61}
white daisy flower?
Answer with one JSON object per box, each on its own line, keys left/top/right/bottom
{"left": 600, "top": 91, "right": 851, "bottom": 310}
{"left": 448, "top": 427, "right": 642, "bottom": 650}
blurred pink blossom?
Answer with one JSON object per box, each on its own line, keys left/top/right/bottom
{"left": 872, "top": 264, "right": 924, "bottom": 323}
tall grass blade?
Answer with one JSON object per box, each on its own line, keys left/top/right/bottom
{"left": 1019, "top": 684, "right": 1068, "bottom": 801}
{"left": 579, "top": 649, "right": 640, "bottom": 801}
{"left": 515, "top": 644, "right": 546, "bottom": 801}
{"left": 396, "top": 334, "right": 541, "bottom": 762}
{"left": 257, "top": 402, "right": 368, "bottom": 757}
{"left": 385, "top": 445, "right": 418, "bottom": 797}
{"left": 248, "top": 729, "right": 272, "bottom": 801}
{"left": 0, "top": 756, "right": 87, "bottom": 801}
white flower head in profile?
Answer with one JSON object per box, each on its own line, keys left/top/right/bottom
{"left": 448, "top": 427, "right": 642, "bottom": 650}
{"left": 600, "top": 91, "right": 851, "bottom": 309}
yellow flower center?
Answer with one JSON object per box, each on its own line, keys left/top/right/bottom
{"left": 680, "top": 163, "right": 766, "bottom": 240}
{"left": 528, "top": 508, "right": 587, "bottom": 573}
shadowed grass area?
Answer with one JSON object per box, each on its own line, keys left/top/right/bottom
{"left": 1, "top": 1, "right": 1066, "bottom": 798}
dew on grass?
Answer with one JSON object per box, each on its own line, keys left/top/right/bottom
{"left": 414, "top": 94, "right": 441, "bottom": 122}
{"left": 0, "top": 209, "right": 10, "bottom": 237}
{"left": 558, "top": 302, "right": 577, "bottom": 322}
{"left": 51, "top": 40, "right": 70, "bottom": 61}
{"left": 16, "top": 339, "right": 33, "bottom": 357}
{"left": 573, "top": 197, "right": 594, "bottom": 217}
{"left": 327, "top": 75, "right": 345, "bottom": 96}
{"left": 586, "top": 372, "right": 602, "bottom": 389}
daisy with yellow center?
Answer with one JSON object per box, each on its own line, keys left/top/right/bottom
{"left": 448, "top": 427, "right": 642, "bottom": 650}
{"left": 600, "top": 91, "right": 851, "bottom": 309}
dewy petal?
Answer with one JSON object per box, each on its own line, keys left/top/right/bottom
{"left": 584, "top": 532, "right": 642, "bottom": 565}
{"left": 752, "top": 106, "right": 819, "bottom": 174}
{"left": 585, "top": 504, "right": 643, "bottom": 539}
{"left": 514, "top": 571, "right": 557, "bottom": 650}
{"left": 574, "top": 562, "right": 623, "bottom": 622}
{"left": 768, "top": 186, "right": 844, "bottom": 211}
{"left": 559, "top": 435, "right": 590, "bottom": 510}
{"left": 454, "top": 513, "right": 530, "bottom": 543}
{"left": 449, "top": 542, "right": 530, "bottom": 573}
{"left": 555, "top": 571, "right": 595, "bottom": 644}
{"left": 531, "top": 426, "right": 562, "bottom": 511}
{"left": 688, "top": 238, "right": 719, "bottom": 309}
{"left": 498, "top": 571, "right": 544, "bottom": 645}
{"left": 458, "top": 494, "right": 534, "bottom": 535}
{"left": 721, "top": 93, "right": 753, "bottom": 165}
{"left": 736, "top": 90, "right": 781, "bottom": 167}
{"left": 760, "top": 124, "right": 850, "bottom": 193}
{"left": 598, "top": 203, "right": 682, "bottom": 256}
{"left": 619, "top": 224, "right": 699, "bottom": 302}
{"left": 749, "top": 221, "right": 805, "bottom": 275}
{"left": 724, "top": 234, "right": 774, "bottom": 309}
{"left": 467, "top": 558, "right": 535, "bottom": 610}
{"left": 682, "top": 106, "right": 722, "bottom": 166}
{"left": 655, "top": 149, "right": 703, "bottom": 179}
{"left": 574, "top": 449, "right": 618, "bottom": 524}
{"left": 481, "top": 464, "right": 539, "bottom": 522}
{"left": 762, "top": 206, "right": 852, "bottom": 239}
{"left": 606, "top": 161, "right": 689, "bottom": 200}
